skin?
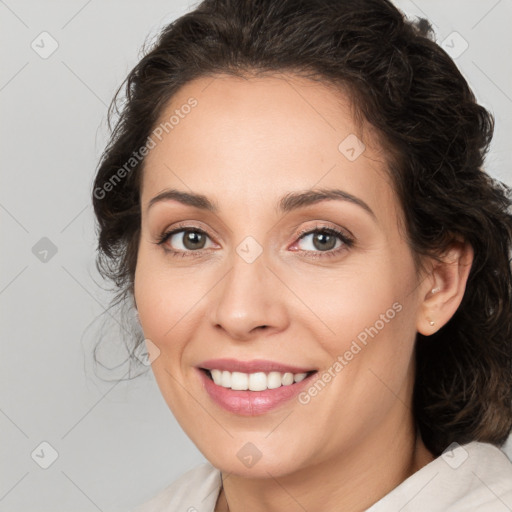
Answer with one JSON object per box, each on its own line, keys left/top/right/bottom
{"left": 134, "top": 73, "right": 473, "bottom": 512}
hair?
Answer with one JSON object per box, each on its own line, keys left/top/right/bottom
{"left": 91, "top": 0, "right": 512, "bottom": 456}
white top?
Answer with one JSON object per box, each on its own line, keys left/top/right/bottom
{"left": 132, "top": 442, "right": 512, "bottom": 512}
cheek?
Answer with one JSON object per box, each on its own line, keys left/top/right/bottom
{"left": 290, "top": 265, "right": 418, "bottom": 449}
{"left": 133, "top": 248, "right": 198, "bottom": 358}
{"left": 292, "top": 255, "right": 413, "bottom": 346}
{"left": 299, "top": 249, "right": 418, "bottom": 397}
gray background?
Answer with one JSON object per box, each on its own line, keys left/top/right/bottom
{"left": 1, "top": 1, "right": 511, "bottom": 511}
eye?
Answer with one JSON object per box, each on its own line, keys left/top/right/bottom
{"left": 292, "top": 225, "right": 354, "bottom": 258}
{"left": 154, "top": 223, "right": 354, "bottom": 259}
{"left": 155, "top": 226, "right": 215, "bottom": 256}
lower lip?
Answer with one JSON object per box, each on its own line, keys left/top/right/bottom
{"left": 198, "top": 369, "right": 314, "bottom": 416}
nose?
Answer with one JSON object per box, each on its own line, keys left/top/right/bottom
{"left": 210, "top": 252, "right": 289, "bottom": 342}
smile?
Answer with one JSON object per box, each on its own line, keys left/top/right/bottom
{"left": 197, "top": 359, "right": 317, "bottom": 415}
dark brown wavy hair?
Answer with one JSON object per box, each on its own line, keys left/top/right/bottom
{"left": 91, "top": 0, "right": 512, "bottom": 456}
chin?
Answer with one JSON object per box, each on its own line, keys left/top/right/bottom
{"left": 191, "top": 430, "right": 314, "bottom": 479}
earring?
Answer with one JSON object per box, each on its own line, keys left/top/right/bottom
{"left": 431, "top": 287, "right": 441, "bottom": 294}
{"left": 427, "top": 318, "right": 435, "bottom": 326}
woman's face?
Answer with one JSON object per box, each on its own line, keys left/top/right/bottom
{"left": 134, "top": 73, "right": 430, "bottom": 477}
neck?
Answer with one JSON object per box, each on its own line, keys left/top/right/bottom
{"left": 215, "top": 407, "right": 434, "bottom": 512}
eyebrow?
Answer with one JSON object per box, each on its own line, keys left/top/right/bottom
{"left": 147, "top": 187, "right": 376, "bottom": 219}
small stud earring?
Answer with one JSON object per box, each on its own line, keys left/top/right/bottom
{"left": 431, "top": 287, "right": 441, "bottom": 294}
{"left": 428, "top": 318, "right": 435, "bottom": 326}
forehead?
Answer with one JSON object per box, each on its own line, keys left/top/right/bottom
{"left": 140, "top": 73, "right": 397, "bottom": 222}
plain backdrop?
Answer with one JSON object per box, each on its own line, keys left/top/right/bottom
{"left": 1, "top": 0, "right": 511, "bottom": 511}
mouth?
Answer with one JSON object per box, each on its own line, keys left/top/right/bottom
{"left": 196, "top": 359, "right": 317, "bottom": 416}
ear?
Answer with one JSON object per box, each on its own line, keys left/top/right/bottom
{"left": 416, "top": 240, "right": 474, "bottom": 336}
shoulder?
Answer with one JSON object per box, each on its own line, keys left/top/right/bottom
{"left": 132, "top": 462, "right": 222, "bottom": 512}
{"left": 456, "top": 442, "right": 512, "bottom": 510}
{"left": 367, "top": 441, "right": 512, "bottom": 512}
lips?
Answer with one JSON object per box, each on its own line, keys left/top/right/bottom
{"left": 197, "top": 358, "right": 317, "bottom": 415}
{"left": 199, "top": 358, "right": 315, "bottom": 374}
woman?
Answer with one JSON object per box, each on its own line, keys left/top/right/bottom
{"left": 92, "top": 0, "right": 512, "bottom": 510}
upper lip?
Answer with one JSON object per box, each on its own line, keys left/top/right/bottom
{"left": 198, "top": 358, "right": 316, "bottom": 374}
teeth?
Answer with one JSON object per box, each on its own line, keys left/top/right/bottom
{"left": 282, "top": 372, "right": 294, "bottom": 386}
{"left": 267, "top": 371, "right": 282, "bottom": 389}
{"left": 231, "top": 371, "right": 248, "bottom": 390}
{"left": 249, "top": 372, "right": 267, "bottom": 391}
{"left": 221, "top": 370, "right": 231, "bottom": 388}
{"left": 207, "top": 369, "right": 309, "bottom": 391}
{"left": 211, "top": 369, "right": 222, "bottom": 385}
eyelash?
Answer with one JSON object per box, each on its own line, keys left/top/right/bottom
{"left": 154, "top": 223, "right": 354, "bottom": 259}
